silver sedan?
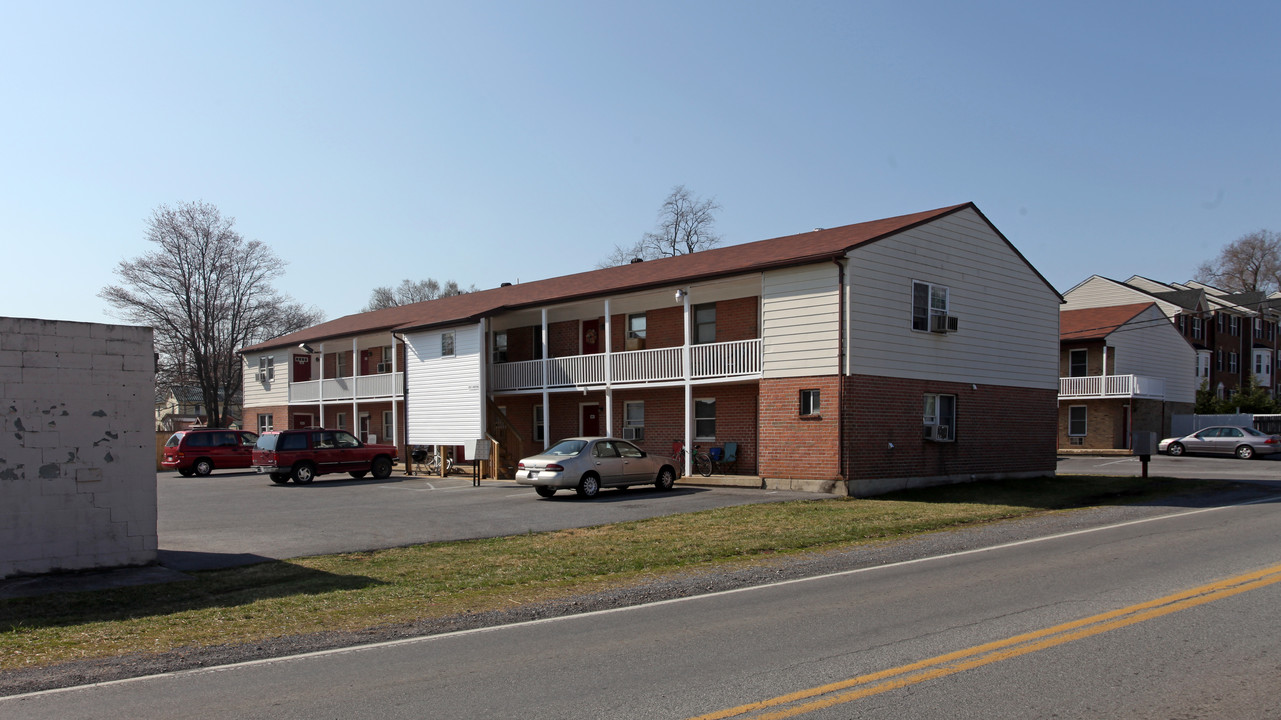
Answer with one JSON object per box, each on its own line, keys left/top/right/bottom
{"left": 516, "top": 437, "right": 680, "bottom": 498}
{"left": 1158, "top": 426, "right": 1281, "bottom": 459}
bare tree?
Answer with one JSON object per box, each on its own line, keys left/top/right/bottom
{"left": 101, "top": 201, "right": 323, "bottom": 428}
{"left": 1195, "top": 230, "right": 1281, "bottom": 293}
{"left": 363, "top": 278, "right": 476, "bottom": 311}
{"left": 599, "top": 185, "right": 722, "bottom": 268}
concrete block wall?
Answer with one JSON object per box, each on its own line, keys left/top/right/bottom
{"left": 0, "top": 317, "right": 157, "bottom": 578}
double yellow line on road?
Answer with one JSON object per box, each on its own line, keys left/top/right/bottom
{"left": 690, "top": 561, "right": 1281, "bottom": 720}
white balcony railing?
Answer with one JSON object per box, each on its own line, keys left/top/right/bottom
{"left": 490, "top": 338, "right": 762, "bottom": 392}
{"left": 289, "top": 372, "right": 404, "bottom": 403}
{"left": 1059, "top": 374, "right": 1165, "bottom": 400}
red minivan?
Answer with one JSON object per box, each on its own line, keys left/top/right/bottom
{"left": 162, "top": 428, "right": 259, "bottom": 477}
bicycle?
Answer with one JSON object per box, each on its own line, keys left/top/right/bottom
{"left": 412, "top": 448, "right": 454, "bottom": 476}
{"left": 673, "top": 442, "right": 714, "bottom": 478}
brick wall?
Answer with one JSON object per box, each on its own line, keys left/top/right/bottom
{"left": 1056, "top": 398, "right": 1188, "bottom": 450}
{"left": 759, "top": 376, "right": 842, "bottom": 480}
{"left": 0, "top": 317, "right": 157, "bottom": 578}
{"left": 842, "top": 374, "right": 1057, "bottom": 495}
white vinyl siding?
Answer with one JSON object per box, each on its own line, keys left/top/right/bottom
{"left": 404, "top": 323, "right": 484, "bottom": 448}
{"left": 242, "top": 351, "right": 288, "bottom": 407}
{"left": 761, "top": 264, "right": 840, "bottom": 378}
{"left": 1061, "top": 276, "right": 1184, "bottom": 318}
{"left": 846, "top": 208, "right": 1060, "bottom": 389}
{"left": 1097, "top": 304, "right": 1198, "bottom": 403}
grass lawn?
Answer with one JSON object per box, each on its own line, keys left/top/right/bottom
{"left": 0, "top": 475, "right": 1209, "bottom": 671}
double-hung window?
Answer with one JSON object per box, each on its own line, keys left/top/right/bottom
{"left": 623, "top": 401, "right": 645, "bottom": 440}
{"left": 694, "top": 399, "right": 716, "bottom": 440}
{"left": 693, "top": 303, "right": 716, "bottom": 344}
{"left": 257, "top": 414, "right": 273, "bottom": 433}
{"left": 533, "top": 405, "right": 545, "bottom": 444}
{"left": 912, "top": 281, "right": 949, "bottom": 332}
{"left": 923, "top": 394, "right": 956, "bottom": 441}
{"left": 1068, "top": 349, "right": 1088, "bottom": 378}
{"left": 258, "top": 356, "right": 274, "bottom": 381}
{"left": 1068, "top": 406, "right": 1087, "bottom": 437}
{"left": 441, "top": 331, "right": 456, "bottom": 358}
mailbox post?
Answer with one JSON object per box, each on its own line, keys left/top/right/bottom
{"left": 1131, "top": 431, "right": 1157, "bottom": 478}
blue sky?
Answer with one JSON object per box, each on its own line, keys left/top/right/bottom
{"left": 3, "top": 1, "right": 1277, "bottom": 326}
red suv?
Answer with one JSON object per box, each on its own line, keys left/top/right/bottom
{"left": 253, "top": 429, "right": 398, "bottom": 484}
{"left": 162, "top": 429, "right": 259, "bottom": 477}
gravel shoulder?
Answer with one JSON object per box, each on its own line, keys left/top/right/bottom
{"left": 2, "top": 482, "right": 1272, "bottom": 698}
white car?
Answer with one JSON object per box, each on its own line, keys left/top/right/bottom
{"left": 516, "top": 437, "right": 679, "bottom": 498}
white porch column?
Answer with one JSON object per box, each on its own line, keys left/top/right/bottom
{"left": 318, "top": 342, "right": 326, "bottom": 428}
{"left": 352, "top": 337, "right": 359, "bottom": 436}
{"left": 390, "top": 333, "right": 399, "bottom": 452}
{"left": 541, "top": 308, "right": 550, "bottom": 450}
{"left": 603, "top": 299, "right": 612, "bottom": 436}
{"left": 682, "top": 290, "right": 692, "bottom": 476}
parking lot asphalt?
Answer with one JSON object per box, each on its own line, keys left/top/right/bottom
{"left": 157, "top": 470, "right": 822, "bottom": 572}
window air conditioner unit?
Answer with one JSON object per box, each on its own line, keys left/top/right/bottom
{"left": 622, "top": 426, "right": 644, "bottom": 440}
{"left": 930, "top": 314, "right": 959, "bottom": 334}
{"left": 924, "top": 424, "right": 951, "bottom": 442}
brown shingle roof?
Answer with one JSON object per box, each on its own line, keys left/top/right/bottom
{"left": 244, "top": 202, "right": 1044, "bottom": 353}
{"left": 1060, "top": 303, "right": 1156, "bottom": 341}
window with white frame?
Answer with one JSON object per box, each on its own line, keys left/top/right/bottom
{"left": 533, "top": 405, "right": 544, "bottom": 443}
{"left": 1255, "top": 318, "right": 1264, "bottom": 337}
{"left": 335, "top": 352, "right": 349, "bottom": 377}
{"left": 1178, "top": 315, "right": 1185, "bottom": 333}
{"left": 1217, "top": 349, "right": 1224, "bottom": 371}
{"left": 336, "top": 412, "right": 346, "bottom": 430}
{"left": 627, "top": 313, "right": 646, "bottom": 342}
{"left": 923, "top": 394, "right": 956, "bottom": 442}
{"left": 441, "top": 331, "right": 456, "bottom": 358}
{"left": 1068, "top": 406, "right": 1087, "bottom": 437}
{"left": 258, "top": 414, "right": 273, "bottom": 433}
{"left": 1231, "top": 316, "right": 1241, "bottom": 335}
{"left": 694, "top": 399, "right": 716, "bottom": 440}
{"left": 1218, "top": 313, "right": 1225, "bottom": 332}
{"left": 1068, "top": 349, "right": 1088, "bottom": 378}
{"left": 800, "top": 389, "right": 820, "bottom": 416}
{"left": 493, "top": 331, "right": 508, "bottom": 363}
{"left": 693, "top": 303, "right": 716, "bottom": 344}
{"left": 383, "top": 410, "right": 393, "bottom": 437}
{"left": 257, "top": 356, "right": 274, "bottom": 381}
{"left": 1192, "top": 317, "right": 1203, "bottom": 340}
{"left": 378, "top": 345, "right": 394, "bottom": 372}
{"left": 1230, "top": 352, "right": 1239, "bottom": 374}
{"left": 911, "top": 281, "right": 949, "bottom": 331}
{"left": 1197, "top": 351, "right": 1211, "bottom": 381}
{"left": 623, "top": 401, "right": 644, "bottom": 440}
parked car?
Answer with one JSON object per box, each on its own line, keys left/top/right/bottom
{"left": 162, "top": 428, "right": 259, "bottom": 476}
{"left": 516, "top": 437, "right": 679, "bottom": 498}
{"left": 253, "top": 429, "right": 398, "bottom": 484}
{"left": 1159, "top": 426, "right": 1281, "bottom": 459}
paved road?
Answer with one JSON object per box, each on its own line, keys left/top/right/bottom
{"left": 1057, "top": 451, "right": 1281, "bottom": 483}
{"left": 9, "top": 486, "right": 1281, "bottom": 718}
{"left": 157, "top": 471, "right": 819, "bottom": 571}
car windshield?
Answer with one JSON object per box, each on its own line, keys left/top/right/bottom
{"left": 255, "top": 434, "right": 278, "bottom": 451}
{"left": 544, "top": 439, "right": 588, "bottom": 456}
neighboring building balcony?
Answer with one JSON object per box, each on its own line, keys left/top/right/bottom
{"left": 1059, "top": 374, "right": 1165, "bottom": 400}
{"left": 491, "top": 338, "right": 761, "bottom": 392}
{"left": 289, "top": 372, "right": 405, "bottom": 404}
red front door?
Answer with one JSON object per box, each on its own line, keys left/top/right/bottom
{"left": 582, "top": 319, "right": 602, "bottom": 354}
{"left": 293, "top": 355, "right": 312, "bottom": 382}
{"left": 582, "top": 404, "right": 600, "bottom": 436}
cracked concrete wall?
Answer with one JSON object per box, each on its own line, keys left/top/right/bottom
{"left": 0, "top": 317, "right": 157, "bottom": 578}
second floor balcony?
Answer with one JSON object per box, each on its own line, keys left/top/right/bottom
{"left": 491, "top": 338, "right": 761, "bottom": 392}
{"left": 1059, "top": 374, "right": 1165, "bottom": 400}
{"left": 289, "top": 372, "right": 404, "bottom": 404}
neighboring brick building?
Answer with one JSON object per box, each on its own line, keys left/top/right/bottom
{"left": 243, "top": 203, "right": 1062, "bottom": 496}
{"left": 1057, "top": 303, "right": 1197, "bottom": 451}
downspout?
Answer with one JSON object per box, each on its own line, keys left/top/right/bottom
{"left": 834, "top": 258, "right": 848, "bottom": 491}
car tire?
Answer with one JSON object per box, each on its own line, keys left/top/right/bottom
{"left": 193, "top": 459, "right": 214, "bottom": 477}
{"left": 1167, "top": 442, "right": 1185, "bottom": 456}
{"left": 576, "top": 474, "right": 600, "bottom": 499}
{"left": 535, "top": 486, "right": 556, "bottom": 498}
{"left": 291, "top": 463, "right": 316, "bottom": 484}
{"left": 177, "top": 467, "right": 195, "bottom": 477}
{"left": 370, "top": 456, "right": 393, "bottom": 479}
{"left": 655, "top": 467, "right": 676, "bottom": 491}
{"left": 1236, "top": 445, "right": 1256, "bottom": 460}
{"left": 349, "top": 471, "right": 368, "bottom": 479}
{"left": 269, "top": 473, "right": 290, "bottom": 485}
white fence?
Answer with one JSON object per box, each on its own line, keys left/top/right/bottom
{"left": 490, "top": 339, "right": 762, "bottom": 391}
{"left": 1059, "top": 374, "right": 1165, "bottom": 400}
{"left": 289, "top": 372, "right": 404, "bottom": 403}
